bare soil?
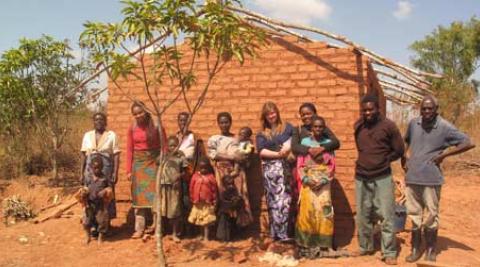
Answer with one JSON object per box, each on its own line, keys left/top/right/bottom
{"left": 1, "top": 174, "right": 479, "bottom": 267}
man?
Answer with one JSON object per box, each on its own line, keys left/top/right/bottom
{"left": 354, "top": 94, "right": 405, "bottom": 265}
{"left": 402, "top": 95, "right": 475, "bottom": 262}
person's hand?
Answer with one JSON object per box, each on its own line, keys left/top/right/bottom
{"left": 126, "top": 173, "right": 132, "bottom": 181}
{"left": 308, "top": 147, "right": 324, "bottom": 158}
{"left": 278, "top": 149, "right": 290, "bottom": 158}
{"left": 431, "top": 154, "right": 445, "bottom": 166}
{"left": 230, "top": 170, "right": 239, "bottom": 178}
{"left": 401, "top": 157, "right": 408, "bottom": 172}
{"left": 173, "top": 181, "right": 181, "bottom": 190}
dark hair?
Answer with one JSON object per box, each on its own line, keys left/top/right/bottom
{"left": 299, "top": 102, "right": 317, "bottom": 114}
{"left": 240, "top": 126, "right": 253, "bottom": 138}
{"left": 197, "top": 156, "right": 214, "bottom": 174}
{"left": 178, "top": 112, "right": 190, "bottom": 120}
{"left": 90, "top": 155, "right": 103, "bottom": 167}
{"left": 167, "top": 135, "right": 179, "bottom": 144}
{"left": 131, "top": 100, "right": 151, "bottom": 120}
{"left": 217, "top": 112, "right": 232, "bottom": 123}
{"left": 92, "top": 112, "right": 107, "bottom": 121}
{"left": 361, "top": 94, "right": 379, "bottom": 108}
{"left": 311, "top": 115, "right": 325, "bottom": 125}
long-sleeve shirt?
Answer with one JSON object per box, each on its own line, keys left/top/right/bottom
{"left": 291, "top": 125, "right": 340, "bottom": 156}
{"left": 189, "top": 173, "right": 218, "bottom": 204}
{"left": 354, "top": 116, "right": 405, "bottom": 179}
{"left": 126, "top": 124, "right": 165, "bottom": 173}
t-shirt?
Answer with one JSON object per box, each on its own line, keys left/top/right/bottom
{"left": 405, "top": 116, "right": 469, "bottom": 185}
{"left": 160, "top": 151, "right": 189, "bottom": 184}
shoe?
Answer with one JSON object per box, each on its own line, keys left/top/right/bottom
{"left": 405, "top": 229, "right": 423, "bottom": 262}
{"left": 384, "top": 257, "right": 397, "bottom": 265}
{"left": 131, "top": 231, "right": 144, "bottom": 239}
{"left": 424, "top": 228, "right": 438, "bottom": 262}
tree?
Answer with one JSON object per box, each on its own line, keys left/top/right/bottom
{"left": 0, "top": 35, "right": 92, "bottom": 180}
{"left": 79, "top": 0, "right": 265, "bottom": 265}
{"left": 410, "top": 17, "right": 480, "bottom": 123}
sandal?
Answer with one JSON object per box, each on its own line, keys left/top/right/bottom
{"left": 131, "top": 231, "right": 144, "bottom": 239}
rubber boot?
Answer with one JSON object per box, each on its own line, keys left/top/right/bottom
{"left": 424, "top": 228, "right": 437, "bottom": 262}
{"left": 405, "top": 229, "right": 422, "bottom": 262}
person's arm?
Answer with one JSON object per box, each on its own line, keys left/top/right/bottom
{"left": 321, "top": 126, "right": 340, "bottom": 151}
{"left": 387, "top": 122, "right": 405, "bottom": 162}
{"left": 126, "top": 126, "right": 134, "bottom": 180}
{"left": 80, "top": 152, "right": 86, "bottom": 185}
{"left": 291, "top": 126, "right": 310, "bottom": 156}
{"left": 113, "top": 153, "right": 120, "bottom": 184}
{"left": 401, "top": 121, "right": 412, "bottom": 172}
{"left": 432, "top": 126, "right": 476, "bottom": 165}
{"left": 256, "top": 133, "right": 286, "bottom": 159}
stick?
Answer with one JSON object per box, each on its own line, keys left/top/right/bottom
{"left": 33, "top": 198, "right": 78, "bottom": 224}
{"left": 228, "top": 6, "right": 442, "bottom": 79}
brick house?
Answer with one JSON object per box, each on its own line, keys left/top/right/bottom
{"left": 107, "top": 35, "right": 386, "bottom": 245}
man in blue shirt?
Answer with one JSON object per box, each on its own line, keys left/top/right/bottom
{"left": 402, "top": 95, "right": 475, "bottom": 262}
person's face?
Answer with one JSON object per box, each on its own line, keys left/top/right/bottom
{"left": 218, "top": 116, "right": 232, "bottom": 134}
{"left": 132, "top": 106, "right": 147, "bottom": 125}
{"left": 168, "top": 138, "right": 178, "bottom": 153}
{"left": 199, "top": 161, "right": 210, "bottom": 175}
{"left": 178, "top": 114, "right": 189, "bottom": 132}
{"left": 238, "top": 129, "right": 251, "bottom": 142}
{"left": 92, "top": 161, "right": 103, "bottom": 176}
{"left": 361, "top": 102, "right": 379, "bottom": 123}
{"left": 93, "top": 114, "right": 106, "bottom": 131}
{"left": 312, "top": 119, "right": 326, "bottom": 137}
{"left": 300, "top": 107, "right": 315, "bottom": 126}
{"left": 266, "top": 110, "right": 278, "bottom": 126}
{"left": 421, "top": 99, "right": 437, "bottom": 122}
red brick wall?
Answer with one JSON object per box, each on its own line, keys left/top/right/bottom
{"left": 107, "top": 36, "right": 384, "bottom": 243}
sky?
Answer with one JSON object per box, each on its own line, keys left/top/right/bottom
{"left": 1, "top": 0, "right": 479, "bottom": 77}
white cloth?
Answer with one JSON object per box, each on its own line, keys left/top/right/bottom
{"left": 81, "top": 130, "right": 121, "bottom": 156}
{"left": 207, "top": 134, "right": 239, "bottom": 160}
{"left": 178, "top": 133, "right": 195, "bottom": 160}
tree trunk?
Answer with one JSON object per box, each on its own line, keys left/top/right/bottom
{"left": 51, "top": 135, "right": 59, "bottom": 183}
{"left": 154, "top": 115, "right": 167, "bottom": 267}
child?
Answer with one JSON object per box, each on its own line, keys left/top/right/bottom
{"left": 230, "top": 126, "right": 254, "bottom": 178}
{"left": 216, "top": 174, "right": 243, "bottom": 241}
{"left": 157, "top": 136, "right": 188, "bottom": 242}
{"left": 79, "top": 156, "right": 112, "bottom": 244}
{"left": 188, "top": 157, "right": 218, "bottom": 240}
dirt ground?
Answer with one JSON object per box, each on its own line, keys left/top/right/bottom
{"left": 1, "top": 173, "right": 479, "bottom": 267}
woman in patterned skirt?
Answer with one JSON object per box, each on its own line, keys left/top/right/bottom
{"left": 256, "top": 101, "right": 295, "bottom": 242}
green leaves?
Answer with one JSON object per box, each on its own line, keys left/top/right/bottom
{"left": 410, "top": 17, "right": 480, "bottom": 123}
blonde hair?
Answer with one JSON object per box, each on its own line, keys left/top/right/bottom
{"left": 260, "top": 101, "right": 285, "bottom": 139}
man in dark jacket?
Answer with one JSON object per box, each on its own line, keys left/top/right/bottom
{"left": 353, "top": 94, "right": 405, "bottom": 265}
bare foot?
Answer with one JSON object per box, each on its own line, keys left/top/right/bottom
{"left": 98, "top": 233, "right": 103, "bottom": 244}
{"left": 131, "top": 231, "right": 144, "bottom": 239}
{"left": 172, "top": 235, "right": 181, "bottom": 243}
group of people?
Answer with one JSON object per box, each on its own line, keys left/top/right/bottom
{"left": 77, "top": 94, "right": 474, "bottom": 265}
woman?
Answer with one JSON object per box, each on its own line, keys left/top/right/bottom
{"left": 126, "top": 101, "right": 164, "bottom": 239}
{"left": 291, "top": 103, "right": 340, "bottom": 191}
{"left": 208, "top": 112, "right": 253, "bottom": 241}
{"left": 295, "top": 115, "right": 336, "bottom": 258}
{"left": 176, "top": 112, "right": 198, "bottom": 235}
{"left": 80, "top": 112, "right": 120, "bottom": 220}
{"left": 256, "top": 102, "right": 295, "bottom": 242}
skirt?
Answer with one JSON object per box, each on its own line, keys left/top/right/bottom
{"left": 295, "top": 184, "right": 334, "bottom": 249}
{"left": 188, "top": 202, "right": 216, "bottom": 226}
{"left": 131, "top": 150, "right": 159, "bottom": 208}
{"left": 157, "top": 184, "right": 182, "bottom": 219}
